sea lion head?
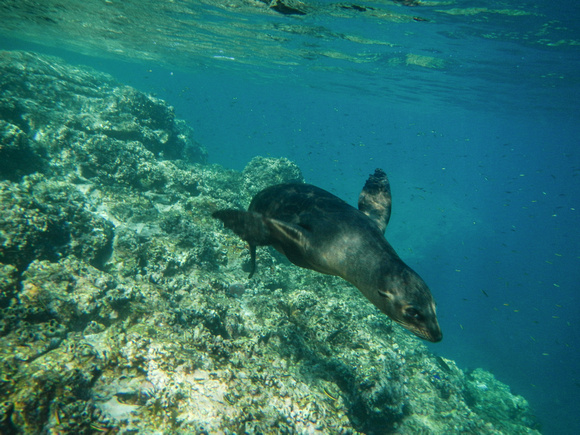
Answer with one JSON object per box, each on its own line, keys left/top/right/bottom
{"left": 377, "top": 265, "right": 442, "bottom": 342}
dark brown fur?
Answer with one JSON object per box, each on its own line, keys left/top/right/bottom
{"left": 213, "top": 169, "right": 442, "bottom": 342}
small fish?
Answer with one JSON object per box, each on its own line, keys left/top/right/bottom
{"left": 323, "top": 387, "right": 339, "bottom": 401}
{"left": 435, "top": 356, "right": 451, "bottom": 373}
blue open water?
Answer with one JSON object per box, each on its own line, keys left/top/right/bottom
{"left": 1, "top": 0, "right": 579, "bottom": 433}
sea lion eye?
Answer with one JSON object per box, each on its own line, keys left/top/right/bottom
{"left": 378, "top": 289, "right": 391, "bottom": 298}
{"left": 405, "top": 307, "right": 422, "bottom": 320}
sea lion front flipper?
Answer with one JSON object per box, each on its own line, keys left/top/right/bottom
{"left": 358, "top": 168, "right": 391, "bottom": 234}
{"left": 264, "top": 218, "right": 314, "bottom": 270}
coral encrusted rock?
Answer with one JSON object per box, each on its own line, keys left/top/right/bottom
{"left": 0, "top": 51, "right": 541, "bottom": 435}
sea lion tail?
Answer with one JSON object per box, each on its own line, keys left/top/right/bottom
{"left": 212, "top": 210, "right": 273, "bottom": 244}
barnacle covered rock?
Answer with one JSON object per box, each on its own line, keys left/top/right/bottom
{"left": 464, "top": 368, "right": 541, "bottom": 432}
{"left": 18, "top": 257, "right": 140, "bottom": 327}
{"left": 9, "top": 336, "right": 102, "bottom": 433}
{"left": 0, "top": 263, "right": 18, "bottom": 308}
{"left": 0, "top": 120, "right": 44, "bottom": 181}
{"left": 0, "top": 50, "right": 541, "bottom": 435}
{"left": 0, "top": 50, "right": 207, "bottom": 184}
{"left": 241, "top": 156, "right": 304, "bottom": 201}
{"left": 0, "top": 175, "right": 113, "bottom": 272}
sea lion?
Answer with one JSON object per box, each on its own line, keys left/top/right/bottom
{"left": 212, "top": 169, "right": 442, "bottom": 342}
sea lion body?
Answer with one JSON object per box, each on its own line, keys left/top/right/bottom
{"left": 213, "top": 169, "right": 442, "bottom": 342}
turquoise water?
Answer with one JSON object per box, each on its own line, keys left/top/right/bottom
{"left": 1, "top": 0, "right": 579, "bottom": 433}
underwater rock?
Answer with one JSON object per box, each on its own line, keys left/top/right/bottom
{"left": 0, "top": 120, "right": 44, "bottom": 181}
{"left": 241, "top": 155, "right": 304, "bottom": 201}
{"left": 0, "top": 50, "right": 541, "bottom": 434}
{"left": 9, "top": 336, "right": 102, "bottom": 433}
{"left": 269, "top": 0, "right": 307, "bottom": 16}
{"left": 0, "top": 50, "right": 207, "bottom": 184}
{"left": 464, "top": 368, "right": 541, "bottom": 432}
{"left": 227, "top": 282, "right": 246, "bottom": 298}
{"left": 393, "top": 0, "right": 421, "bottom": 6}
{"left": 0, "top": 174, "right": 114, "bottom": 272}
{"left": 18, "top": 257, "right": 142, "bottom": 329}
{"left": 0, "top": 263, "right": 18, "bottom": 308}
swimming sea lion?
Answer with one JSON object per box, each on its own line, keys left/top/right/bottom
{"left": 212, "top": 169, "right": 442, "bottom": 342}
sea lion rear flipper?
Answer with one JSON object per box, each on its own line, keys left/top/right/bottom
{"left": 212, "top": 210, "right": 273, "bottom": 244}
{"left": 213, "top": 209, "right": 311, "bottom": 274}
{"left": 213, "top": 209, "right": 273, "bottom": 278}
{"left": 358, "top": 168, "right": 391, "bottom": 233}
{"left": 249, "top": 244, "right": 257, "bottom": 278}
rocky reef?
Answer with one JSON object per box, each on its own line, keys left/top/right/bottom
{"left": 0, "top": 51, "right": 541, "bottom": 434}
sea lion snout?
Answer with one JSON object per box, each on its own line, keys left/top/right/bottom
{"left": 404, "top": 300, "right": 442, "bottom": 343}
{"left": 385, "top": 301, "right": 442, "bottom": 342}
{"left": 429, "top": 329, "right": 443, "bottom": 343}
{"left": 416, "top": 314, "right": 443, "bottom": 343}
{"left": 375, "top": 267, "right": 442, "bottom": 342}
